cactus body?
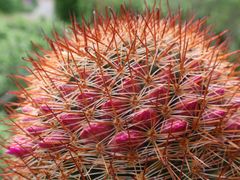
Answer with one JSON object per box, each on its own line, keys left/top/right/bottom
{"left": 1, "top": 6, "right": 240, "bottom": 180}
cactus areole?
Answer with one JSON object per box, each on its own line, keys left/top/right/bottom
{"left": 1, "top": 5, "right": 240, "bottom": 180}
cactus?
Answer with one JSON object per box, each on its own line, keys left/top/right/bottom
{"left": 1, "top": 5, "right": 240, "bottom": 180}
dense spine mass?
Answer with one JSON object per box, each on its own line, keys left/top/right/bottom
{"left": 1, "top": 6, "right": 240, "bottom": 179}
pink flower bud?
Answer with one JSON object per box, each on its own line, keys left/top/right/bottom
{"left": 39, "top": 104, "right": 53, "bottom": 113}
{"left": 225, "top": 117, "right": 240, "bottom": 130}
{"left": 120, "top": 78, "right": 141, "bottom": 93}
{"left": 229, "top": 97, "right": 240, "bottom": 109}
{"left": 146, "top": 86, "right": 169, "bottom": 105}
{"left": 156, "top": 68, "right": 174, "bottom": 83}
{"left": 101, "top": 99, "right": 125, "bottom": 115}
{"left": 132, "top": 108, "right": 158, "bottom": 127}
{"left": 39, "top": 131, "right": 69, "bottom": 149}
{"left": 77, "top": 92, "right": 98, "bottom": 106}
{"left": 59, "top": 84, "right": 77, "bottom": 95}
{"left": 174, "top": 99, "right": 199, "bottom": 116}
{"left": 161, "top": 117, "right": 188, "bottom": 134}
{"left": 208, "top": 87, "right": 225, "bottom": 103}
{"left": 32, "top": 96, "right": 49, "bottom": 103}
{"left": 40, "top": 104, "right": 62, "bottom": 114}
{"left": 22, "top": 105, "right": 38, "bottom": 116}
{"left": 131, "top": 63, "right": 147, "bottom": 77}
{"left": 22, "top": 105, "right": 35, "bottom": 113}
{"left": 94, "top": 74, "right": 111, "bottom": 86}
{"left": 109, "top": 130, "right": 144, "bottom": 152}
{"left": 6, "top": 136, "right": 34, "bottom": 157}
{"left": 26, "top": 125, "right": 48, "bottom": 135}
{"left": 202, "top": 109, "right": 226, "bottom": 121}
{"left": 80, "top": 123, "right": 113, "bottom": 143}
{"left": 58, "top": 113, "right": 84, "bottom": 130}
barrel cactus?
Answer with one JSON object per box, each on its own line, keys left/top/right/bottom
{"left": 1, "top": 5, "right": 240, "bottom": 179}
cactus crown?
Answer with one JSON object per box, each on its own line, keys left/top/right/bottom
{"left": 1, "top": 4, "right": 240, "bottom": 180}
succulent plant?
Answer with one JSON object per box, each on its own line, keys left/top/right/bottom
{"left": 1, "top": 5, "right": 240, "bottom": 179}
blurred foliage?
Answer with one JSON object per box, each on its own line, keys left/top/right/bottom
{"left": 0, "top": 16, "right": 63, "bottom": 105}
{"left": 0, "top": 0, "right": 23, "bottom": 13}
{"left": 0, "top": 0, "right": 37, "bottom": 13}
{"left": 55, "top": 0, "right": 80, "bottom": 21}
{"left": 55, "top": 0, "right": 143, "bottom": 22}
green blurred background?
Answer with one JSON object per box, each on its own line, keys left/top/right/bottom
{"left": 0, "top": 0, "right": 239, "bottom": 158}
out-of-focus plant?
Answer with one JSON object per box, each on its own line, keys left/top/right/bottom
{"left": 0, "top": 0, "right": 37, "bottom": 13}
{"left": 55, "top": 0, "right": 82, "bottom": 22}
{"left": 0, "top": 0, "right": 23, "bottom": 13}
{"left": 0, "top": 16, "right": 63, "bottom": 106}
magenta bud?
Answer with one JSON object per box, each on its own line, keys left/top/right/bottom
{"left": 101, "top": 99, "right": 125, "bottom": 114}
{"left": 202, "top": 109, "right": 226, "bottom": 121}
{"left": 80, "top": 123, "right": 113, "bottom": 143}
{"left": 146, "top": 86, "right": 168, "bottom": 105}
{"left": 77, "top": 92, "right": 98, "bottom": 106}
{"left": 208, "top": 87, "right": 225, "bottom": 103}
{"left": 212, "top": 88, "right": 225, "bottom": 96}
{"left": 22, "top": 105, "right": 38, "bottom": 115}
{"left": 174, "top": 99, "right": 198, "bottom": 116}
{"left": 161, "top": 117, "right": 188, "bottom": 134}
{"left": 6, "top": 136, "right": 34, "bottom": 157}
{"left": 59, "top": 84, "right": 77, "bottom": 95}
{"left": 39, "top": 131, "right": 69, "bottom": 149}
{"left": 22, "top": 105, "right": 35, "bottom": 113}
{"left": 109, "top": 130, "right": 143, "bottom": 152}
{"left": 58, "top": 113, "right": 83, "bottom": 130}
{"left": 32, "top": 97, "right": 49, "bottom": 103}
{"left": 26, "top": 125, "right": 48, "bottom": 135}
{"left": 94, "top": 74, "right": 111, "bottom": 86}
{"left": 230, "top": 97, "right": 240, "bottom": 109}
{"left": 40, "top": 104, "right": 62, "bottom": 114}
{"left": 40, "top": 105, "right": 52, "bottom": 113}
{"left": 132, "top": 108, "right": 158, "bottom": 126}
{"left": 225, "top": 117, "right": 240, "bottom": 130}
{"left": 156, "top": 68, "right": 173, "bottom": 83}
{"left": 120, "top": 78, "right": 140, "bottom": 93}
{"left": 132, "top": 63, "right": 147, "bottom": 76}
